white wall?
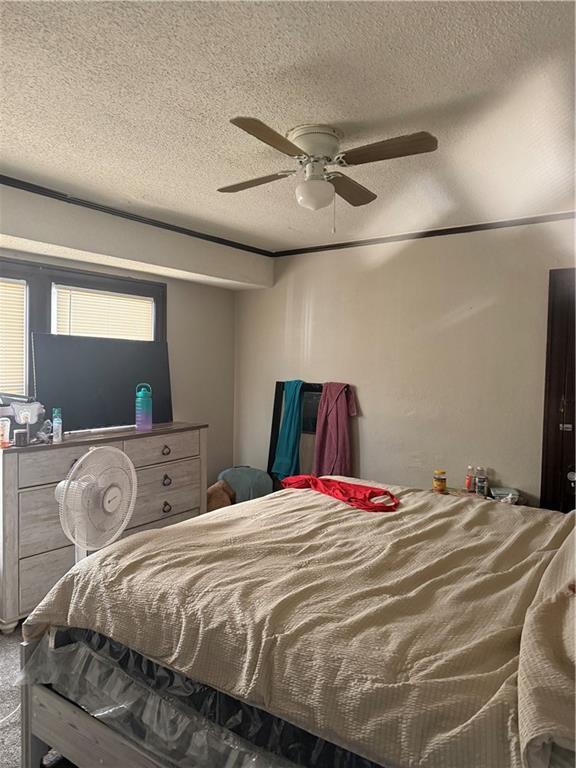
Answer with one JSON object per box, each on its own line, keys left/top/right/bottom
{"left": 2, "top": 250, "right": 236, "bottom": 483}
{"left": 234, "top": 219, "right": 574, "bottom": 504}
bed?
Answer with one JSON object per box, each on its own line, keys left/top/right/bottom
{"left": 20, "top": 478, "right": 575, "bottom": 768}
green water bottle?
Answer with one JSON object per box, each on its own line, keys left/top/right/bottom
{"left": 135, "top": 383, "right": 152, "bottom": 431}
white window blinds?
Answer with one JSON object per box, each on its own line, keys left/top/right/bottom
{"left": 0, "top": 278, "right": 27, "bottom": 394}
{"left": 53, "top": 285, "right": 155, "bottom": 341}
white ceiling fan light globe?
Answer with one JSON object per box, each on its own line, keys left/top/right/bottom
{"left": 295, "top": 179, "right": 335, "bottom": 211}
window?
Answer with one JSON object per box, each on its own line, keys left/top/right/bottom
{"left": 0, "top": 277, "right": 27, "bottom": 394}
{"left": 53, "top": 284, "right": 155, "bottom": 341}
{"left": 0, "top": 257, "right": 166, "bottom": 394}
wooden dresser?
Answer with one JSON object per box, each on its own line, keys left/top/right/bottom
{"left": 0, "top": 421, "right": 207, "bottom": 634}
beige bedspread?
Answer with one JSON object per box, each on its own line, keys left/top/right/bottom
{"left": 24, "top": 480, "right": 574, "bottom": 768}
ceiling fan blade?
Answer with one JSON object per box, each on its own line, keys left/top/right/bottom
{"left": 339, "top": 131, "right": 438, "bottom": 166}
{"left": 329, "top": 173, "right": 377, "bottom": 206}
{"left": 218, "top": 171, "right": 295, "bottom": 193}
{"left": 230, "top": 117, "right": 305, "bottom": 157}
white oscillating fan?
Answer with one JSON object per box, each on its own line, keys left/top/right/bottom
{"left": 55, "top": 446, "right": 138, "bottom": 561}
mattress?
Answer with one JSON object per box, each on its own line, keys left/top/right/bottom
{"left": 24, "top": 479, "right": 575, "bottom": 768}
{"left": 24, "top": 628, "right": 379, "bottom": 767}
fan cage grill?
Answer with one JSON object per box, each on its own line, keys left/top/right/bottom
{"left": 58, "top": 445, "right": 137, "bottom": 552}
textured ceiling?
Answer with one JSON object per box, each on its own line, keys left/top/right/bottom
{"left": 0, "top": 1, "right": 574, "bottom": 251}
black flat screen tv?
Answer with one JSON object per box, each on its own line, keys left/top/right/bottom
{"left": 32, "top": 333, "right": 173, "bottom": 431}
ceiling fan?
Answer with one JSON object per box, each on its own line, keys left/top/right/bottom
{"left": 218, "top": 117, "right": 438, "bottom": 211}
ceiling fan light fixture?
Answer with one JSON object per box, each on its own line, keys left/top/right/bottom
{"left": 295, "top": 179, "right": 334, "bottom": 211}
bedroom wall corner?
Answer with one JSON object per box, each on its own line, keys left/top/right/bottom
{"left": 167, "top": 278, "right": 235, "bottom": 483}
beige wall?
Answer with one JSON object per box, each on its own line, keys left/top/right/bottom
{"left": 167, "top": 278, "right": 235, "bottom": 482}
{"left": 1, "top": 250, "right": 236, "bottom": 483}
{"left": 0, "top": 185, "right": 273, "bottom": 289}
{"left": 234, "top": 219, "right": 574, "bottom": 504}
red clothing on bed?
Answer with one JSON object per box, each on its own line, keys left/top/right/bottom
{"left": 282, "top": 475, "right": 400, "bottom": 512}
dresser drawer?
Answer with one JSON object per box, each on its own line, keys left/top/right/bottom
{"left": 19, "top": 546, "right": 74, "bottom": 615}
{"left": 123, "top": 430, "right": 199, "bottom": 467}
{"left": 18, "top": 509, "right": 199, "bottom": 615}
{"left": 126, "top": 510, "right": 199, "bottom": 537}
{"left": 19, "top": 485, "right": 67, "bottom": 559}
{"left": 19, "top": 459, "right": 200, "bottom": 557}
{"left": 129, "top": 458, "right": 201, "bottom": 529}
{"left": 18, "top": 440, "right": 122, "bottom": 488}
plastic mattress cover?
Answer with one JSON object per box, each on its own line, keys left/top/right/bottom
{"left": 22, "top": 631, "right": 381, "bottom": 768}
{"left": 21, "top": 633, "right": 297, "bottom": 768}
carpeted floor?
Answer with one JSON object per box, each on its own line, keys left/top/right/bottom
{"left": 0, "top": 624, "right": 73, "bottom": 768}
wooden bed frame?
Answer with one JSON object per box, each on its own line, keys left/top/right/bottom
{"left": 21, "top": 639, "right": 166, "bottom": 768}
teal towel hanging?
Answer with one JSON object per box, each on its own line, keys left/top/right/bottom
{"left": 271, "top": 380, "right": 304, "bottom": 480}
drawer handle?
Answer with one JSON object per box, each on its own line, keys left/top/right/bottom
{"left": 162, "top": 501, "right": 172, "bottom": 514}
{"left": 161, "top": 445, "right": 171, "bottom": 456}
{"left": 162, "top": 474, "right": 173, "bottom": 487}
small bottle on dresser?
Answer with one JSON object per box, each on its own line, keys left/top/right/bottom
{"left": 52, "top": 408, "right": 63, "bottom": 443}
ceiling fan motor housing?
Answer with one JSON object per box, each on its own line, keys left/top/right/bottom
{"left": 304, "top": 160, "right": 327, "bottom": 181}
{"left": 286, "top": 124, "right": 342, "bottom": 160}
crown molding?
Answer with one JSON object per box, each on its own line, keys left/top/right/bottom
{"left": 0, "top": 174, "right": 272, "bottom": 257}
{"left": 273, "top": 211, "right": 575, "bottom": 256}
{"left": 2, "top": 175, "right": 572, "bottom": 259}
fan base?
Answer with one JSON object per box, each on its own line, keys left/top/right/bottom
{"left": 286, "top": 124, "right": 342, "bottom": 159}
